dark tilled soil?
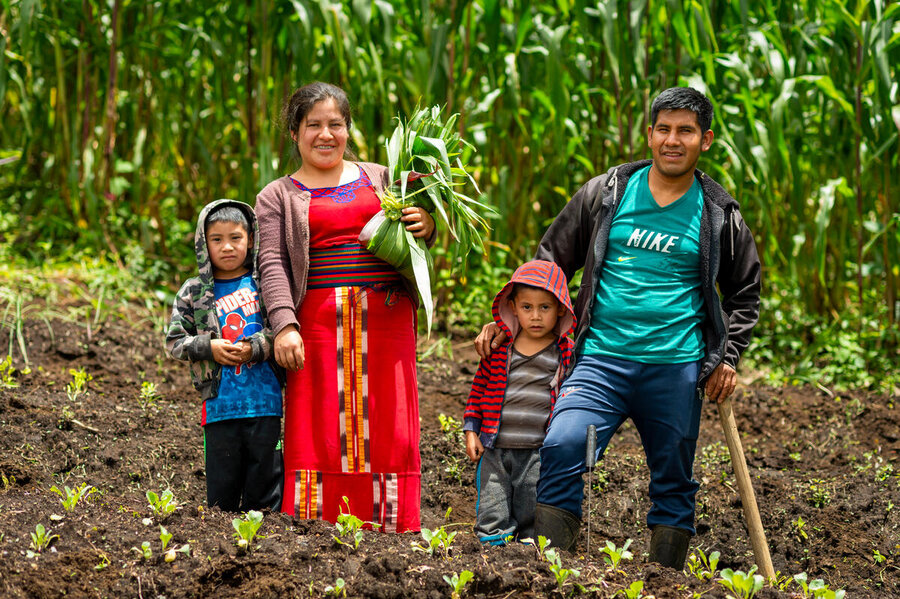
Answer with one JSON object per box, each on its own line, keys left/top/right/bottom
{"left": 0, "top": 310, "right": 897, "bottom": 598}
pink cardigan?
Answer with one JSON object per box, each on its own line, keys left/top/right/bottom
{"left": 256, "top": 162, "right": 390, "bottom": 335}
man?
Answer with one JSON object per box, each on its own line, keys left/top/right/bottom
{"left": 474, "top": 87, "right": 761, "bottom": 568}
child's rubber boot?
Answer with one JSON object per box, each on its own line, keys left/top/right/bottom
{"left": 648, "top": 525, "right": 691, "bottom": 569}
{"left": 534, "top": 503, "right": 580, "bottom": 552}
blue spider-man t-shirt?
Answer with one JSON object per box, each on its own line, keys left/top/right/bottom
{"left": 204, "top": 274, "right": 282, "bottom": 425}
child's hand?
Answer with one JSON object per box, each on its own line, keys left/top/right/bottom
{"left": 235, "top": 341, "right": 253, "bottom": 363}
{"left": 465, "top": 431, "right": 484, "bottom": 462}
{"left": 211, "top": 339, "right": 245, "bottom": 366}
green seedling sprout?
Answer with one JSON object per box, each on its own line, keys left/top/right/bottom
{"left": 94, "top": 554, "right": 110, "bottom": 571}
{"left": 159, "top": 525, "right": 172, "bottom": 551}
{"left": 686, "top": 548, "right": 720, "bottom": 581}
{"left": 324, "top": 577, "right": 347, "bottom": 597}
{"left": 544, "top": 547, "right": 580, "bottom": 591}
{"left": 615, "top": 580, "right": 644, "bottom": 599}
{"left": 0, "top": 356, "right": 18, "bottom": 388}
{"left": 600, "top": 539, "right": 634, "bottom": 571}
{"left": 443, "top": 570, "right": 474, "bottom": 599}
{"left": 65, "top": 367, "right": 92, "bottom": 401}
{"left": 332, "top": 497, "right": 379, "bottom": 550}
{"left": 50, "top": 482, "right": 95, "bottom": 512}
{"left": 718, "top": 566, "right": 764, "bottom": 599}
{"left": 536, "top": 535, "right": 551, "bottom": 560}
{"left": 28, "top": 523, "right": 58, "bottom": 555}
{"left": 412, "top": 525, "right": 458, "bottom": 559}
{"left": 793, "top": 573, "right": 847, "bottom": 599}
{"left": 233, "top": 510, "right": 264, "bottom": 551}
{"left": 139, "top": 381, "right": 160, "bottom": 411}
{"left": 146, "top": 489, "right": 178, "bottom": 519}
{"left": 793, "top": 516, "right": 809, "bottom": 542}
{"left": 131, "top": 540, "right": 152, "bottom": 560}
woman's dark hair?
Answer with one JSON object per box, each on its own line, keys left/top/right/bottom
{"left": 282, "top": 82, "right": 352, "bottom": 135}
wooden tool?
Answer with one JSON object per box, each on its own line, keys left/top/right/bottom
{"left": 717, "top": 397, "right": 776, "bottom": 580}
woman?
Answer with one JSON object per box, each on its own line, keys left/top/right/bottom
{"left": 256, "top": 82, "right": 433, "bottom": 533}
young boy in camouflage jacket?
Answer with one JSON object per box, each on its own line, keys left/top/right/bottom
{"left": 166, "top": 199, "right": 283, "bottom": 512}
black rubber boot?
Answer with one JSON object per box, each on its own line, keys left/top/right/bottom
{"left": 648, "top": 525, "right": 692, "bottom": 569}
{"left": 534, "top": 503, "right": 581, "bottom": 552}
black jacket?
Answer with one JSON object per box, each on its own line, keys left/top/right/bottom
{"left": 535, "top": 160, "right": 761, "bottom": 389}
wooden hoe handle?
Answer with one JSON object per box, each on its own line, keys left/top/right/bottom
{"left": 716, "top": 397, "right": 776, "bottom": 581}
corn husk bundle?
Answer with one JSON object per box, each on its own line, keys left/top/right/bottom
{"left": 359, "top": 106, "right": 493, "bottom": 332}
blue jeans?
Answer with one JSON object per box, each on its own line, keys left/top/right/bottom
{"left": 536, "top": 354, "right": 702, "bottom": 533}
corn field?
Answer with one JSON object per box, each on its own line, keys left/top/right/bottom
{"left": 1, "top": 0, "right": 898, "bottom": 337}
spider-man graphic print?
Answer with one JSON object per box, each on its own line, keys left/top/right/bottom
{"left": 203, "top": 274, "right": 281, "bottom": 426}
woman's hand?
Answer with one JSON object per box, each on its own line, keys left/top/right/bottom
{"left": 401, "top": 206, "right": 435, "bottom": 240}
{"left": 274, "top": 325, "right": 305, "bottom": 371}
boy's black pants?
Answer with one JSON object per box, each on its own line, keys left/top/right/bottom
{"left": 204, "top": 416, "right": 283, "bottom": 512}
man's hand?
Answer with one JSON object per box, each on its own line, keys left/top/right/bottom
{"left": 211, "top": 339, "right": 245, "bottom": 366}
{"left": 274, "top": 325, "right": 305, "bottom": 372}
{"left": 474, "top": 322, "right": 507, "bottom": 360}
{"left": 465, "top": 430, "right": 484, "bottom": 462}
{"left": 705, "top": 363, "right": 737, "bottom": 403}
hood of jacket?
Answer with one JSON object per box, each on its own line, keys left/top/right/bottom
{"left": 492, "top": 260, "right": 576, "bottom": 341}
{"left": 194, "top": 198, "right": 262, "bottom": 287}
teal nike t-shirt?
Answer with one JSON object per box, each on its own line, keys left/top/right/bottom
{"left": 581, "top": 165, "right": 705, "bottom": 363}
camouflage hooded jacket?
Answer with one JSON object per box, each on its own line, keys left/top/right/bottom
{"left": 165, "top": 199, "right": 276, "bottom": 401}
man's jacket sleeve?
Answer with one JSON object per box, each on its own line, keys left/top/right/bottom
{"left": 718, "top": 209, "right": 761, "bottom": 368}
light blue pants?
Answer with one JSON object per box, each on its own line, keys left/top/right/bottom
{"left": 536, "top": 354, "right": 703, "bottom": 533}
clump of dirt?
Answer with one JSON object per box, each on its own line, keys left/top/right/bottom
{"left": 0, "top": 310, "right": 897, "bottom": 598}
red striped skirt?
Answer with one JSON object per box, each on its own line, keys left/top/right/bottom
{"left": 280, "top": 283, "right": 421, "bottom": 532}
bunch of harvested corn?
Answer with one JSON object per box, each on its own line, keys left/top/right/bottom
{"left": 359, "top": 106, "right": 492, "bottom": 331}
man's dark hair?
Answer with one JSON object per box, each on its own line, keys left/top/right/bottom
{"left": 650, "top": 87, "right": 713, "bottom": 133}
{"left": 205, "top": 205, "right": 250, "bottom": 234}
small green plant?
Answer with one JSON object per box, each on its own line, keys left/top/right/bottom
{"left": 94, "top": 554, "right": 110, "bottom": 571}
{"left": 131, "top": 540, "right": 152, "bottom": 560}
{"left": 159, "top": 525, "right": 172, "bottom": 550}
{"left": 146, "top": 489, "right": 178, "bottom": 519}
{"left": 0, "top": 356, "right": 18, "bottom": 388}
{"left": 233, "top": 510, "right": 264, "bottom": 551}
{"left": 793, "top": 516, "right": 809, "bottom": 542}
{"left": 28, "top": 523, "right": 58, "bottom": 555}
{"left": 793, "top": 572, "right": 847, "bottom": 599}
{"left": 66, "top": 367, "right": 92, "bottom": 401}
{"left": 139, "top": 380, "right": 160, "bottom": 410}
{"left": 50, "top": 482, "right": 95, "bottom": 512}
{"left": 324, "top": 577, "right": 346, "bottom": 597}
{"left": 332, "top": 497, "right": 378, "bottom": 550}
{"left": 718, "top": 566, "right": 764, "bottom": 599}
{"left": 536, "top": 535, "right": 551, "bottom": 559}
{"left": 615, "top": 580, "right": 644, "bottom": 599}
{"left": 438, "top": 413, "right": 461, "bottom": 435}
{"left": 545, "top": 547, "right": 580, "bottom": 591}
{"left": 443, "top": 570, "right": 474, "bottom": 599}
{"left": 805, "top": 479, "right": 831, "bottom": 508}
{"left": 413, "top": 525, "right": 458, "bottom": 558}
{"left": 600, "top": 539, "right": 634, "bottom": 571}
{"left": 873, "top": 549, "right": 886, "bottom": 563}
{"left": 686, "top": 548, "right": 720, "bottom": 581}
{"left": 443, "top": 454, "right": 465, "bottom": 485}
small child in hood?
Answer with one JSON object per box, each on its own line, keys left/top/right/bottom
{"left": 463, "top": 260, "right": 576, "bottom": 544}
{"left": 166, "top": 200, "right": 284, "bottom": 512}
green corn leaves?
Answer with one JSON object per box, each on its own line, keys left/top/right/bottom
{"left": 360, "top": 106, "right": 492, "bottom": 332}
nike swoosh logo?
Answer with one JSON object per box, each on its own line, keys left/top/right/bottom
{"left": 617, "top": 256, "right": 636, "bottom": 262}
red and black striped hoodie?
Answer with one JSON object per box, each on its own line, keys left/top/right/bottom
{"left": 463, "top": 260, "right": 576, "bottom": 449}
